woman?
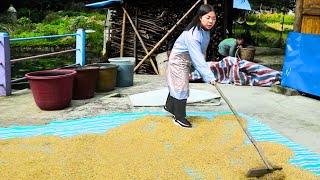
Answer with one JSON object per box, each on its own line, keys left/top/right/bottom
{"left": 164, "top": 4, "right": 217, "bottom": 128}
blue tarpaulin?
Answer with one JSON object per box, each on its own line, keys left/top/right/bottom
{"left": 281, "top": 32, "right": 320, "bottom": 97}
{"left": 233, "top": 0, "right": 252, "bottom": 11}
{"left": 85, "top": 0, "right": 122, "bottom": 8}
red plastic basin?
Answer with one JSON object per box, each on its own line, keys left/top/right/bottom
{"left": 69, "top": 66, "right": 99, "bottom": 100}
{"left": 25, "top": 69, "right": 76, "bottom": 110}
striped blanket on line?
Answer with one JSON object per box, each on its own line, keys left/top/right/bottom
{"left": 190, "top": 56, "right": 281, "bottom": 87}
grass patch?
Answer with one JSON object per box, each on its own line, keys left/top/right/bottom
{"left": 247, "top": 13, "right": 294, "bottom": 25}
{"left": 234, "top": 13, "right": 294, "bottom": 48}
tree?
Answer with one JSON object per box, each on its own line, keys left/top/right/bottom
{"left": 0, "top": 0, "right": 11, "bottom": 13}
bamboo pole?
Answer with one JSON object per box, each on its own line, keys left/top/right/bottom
{"left": 134, "top": 0, "right": 202, "bottom": 72}
{"left": 134, "top": 9, "right": 137, "bottom": 59}
{"left": 120, "top": 8, "right": 126, "bottom": 57}
{"left": 214, "top": 83, "right": 275, "bottom": 171}
{"left": 293, "top": 0, "right": 303, "bottom": 32}
{"left": 123, "top": 7, "right": 159, "bottom": 74}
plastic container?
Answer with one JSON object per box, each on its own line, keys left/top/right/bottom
{"left": 88, "top": 63, "right": 118, "bottom": 92}
{"left": 108, "top": 57, "right": 135, "bottom": 87}
{"left": 25, "top": 69, "right": 76, "bottom": 110}
{"left": 65, "top": 66, "right": 99, "bottom": 100}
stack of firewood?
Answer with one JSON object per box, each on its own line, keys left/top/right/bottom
{"left": 109, "top": 0, "right": 225, "bottom": 74}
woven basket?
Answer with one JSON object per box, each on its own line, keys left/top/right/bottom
{"left": 239, "top": 47, "right": 256, "bottom": 61}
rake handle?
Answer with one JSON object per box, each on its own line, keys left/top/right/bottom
{"left": 213, "top": 83, "right": 273, "bottom": 170}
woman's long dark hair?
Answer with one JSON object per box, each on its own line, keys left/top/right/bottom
{"left": 185, "top": 4, "right": 215, "bottom": 31}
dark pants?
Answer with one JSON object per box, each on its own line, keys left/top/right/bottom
{"left": 165, "top": 94, "right": 187, "bottom": 120}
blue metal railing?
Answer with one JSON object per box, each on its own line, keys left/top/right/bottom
{"left": 10, "top": 33, "right": 78, "bottom": 42}
{"left": 0, "top": 29, "right": 86, "bottom": 96}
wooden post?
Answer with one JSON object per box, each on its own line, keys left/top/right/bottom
{"left": 223, "top": 0, "right": 233, "bottom": 37}
{"left": 278, "top": 10, "right": 285, "bottom": 47}
{"left": 133, "top": 9, "right": 137, "bottom": 59}
{"left": 120, "top": 8, "right": 126, "bottom": 57}
{"left": 293, "top": 0, "right": 303, "bottom": 32}
{"left": 134, "top": 0, "right": 202, "bottom": 72}
{"left": 0, "top": 32, "right": 11, "bottom": 96}
{"left": 123, "top": 7, "right": 159, "bottom": 74}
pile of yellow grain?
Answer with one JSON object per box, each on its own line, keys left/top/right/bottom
{"left": 0, "top": 115, "right": 318, "bottom": 179}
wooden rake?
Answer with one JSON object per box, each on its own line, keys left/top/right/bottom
{"left": 213, "top": 83, "right": 282, "bottom": 177}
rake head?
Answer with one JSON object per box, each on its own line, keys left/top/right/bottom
{"left": 246, "top": 166, "right": 283, "bottom": 178}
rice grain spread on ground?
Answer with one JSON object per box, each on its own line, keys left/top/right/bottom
{"left": 0, "top": 115, "right": 318, "bottom": 179}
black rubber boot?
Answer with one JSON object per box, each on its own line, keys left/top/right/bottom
{"left": 164, "top": 94, "right": 175, "bottom": 116}
{"left": 173, "top": 98, "right": 192, "bottom": 128}
{"left": 173, "top": 117, "right": 192, "bottom": 128}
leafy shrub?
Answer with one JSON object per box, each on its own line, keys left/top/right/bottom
{"left": 43, "top": 12, "right": 61, "bottom": 23}
{"left": 9, "top": 11, "right": 104, "bottom": 55}
{"left": 68, "top": 16, "right": 89, "bottom": 31}
{"left": 17, "top": 8, "right": 46, "bottom": 23}
{"left": 17, "top": 17, "right": 32, "bottom": 25}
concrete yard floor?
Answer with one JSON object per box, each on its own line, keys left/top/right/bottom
{"left": 0, "top": 74, "right": 320, "bottom": 154}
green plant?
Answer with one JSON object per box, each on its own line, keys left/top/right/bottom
{"left": 43, "top": 12, "right": 62, "bottom": 23}
{"left": 17, "top": 17, "right": 32, "bottom": 25}
{"left": 17, "top": 8, "right": 47, "bottom": 23}
{"left": 0, "top": 23, "right": 14, "bottom": 33}
{"left": 8, "top": 10, "right": 105, "bottom": 57}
